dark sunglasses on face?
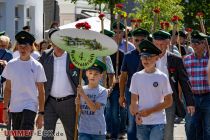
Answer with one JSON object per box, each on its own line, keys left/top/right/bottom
{"left": 140, "top": 54, "right": 157, "bottom": 60}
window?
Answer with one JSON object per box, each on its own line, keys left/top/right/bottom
{"left": 26, "top": 8, "right": 30, "bottom": 18}
{"left": 15, "top": 6, "right": 19, "bottom": 18}
{"left": 15, "top": 20, "right": 19, "bottom": 34}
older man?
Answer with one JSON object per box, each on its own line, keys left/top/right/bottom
{"left": 184, "top": 30, "right": 210, "bottom": 140}
{"left": 39, "top": 29, "right": 79, "bottom": 140}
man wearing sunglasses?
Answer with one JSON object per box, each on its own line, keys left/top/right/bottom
{"left": 119, "top": 28, "right": 149, "bottom": 140}
{"left": 184, "top": 30, "right": 210, "bottom": 140}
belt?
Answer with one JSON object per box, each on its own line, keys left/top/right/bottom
{"left": 49, "top": 95, "right": 75, "bottom": 102}
{"left": 194, "top": 92, "right": 210, "bottom": 97}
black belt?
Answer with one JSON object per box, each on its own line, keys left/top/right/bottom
{"left": 194, "top": 92, "right": 210, "bottom": 97}
{"left": 49, "top": 95, "right": 75, "bottom": 102}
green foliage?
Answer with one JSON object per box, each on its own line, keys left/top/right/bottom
{"left": 130, "top": 0, "right": 184, "bottom": 32}
{"left": 181, "top": 0, "right": 210, "bottom": 34}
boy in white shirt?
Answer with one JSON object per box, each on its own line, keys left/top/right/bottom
{"left": 2, "top": 31, "right": 46, "bottom": 140}
{"left": 129, "top": 40, "right": 173, "bottom": 140}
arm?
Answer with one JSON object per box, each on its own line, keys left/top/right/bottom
{"left": 119, "top": 71, "right": 128, "bottom": 107}
{"left": 3, "top": 80, "right": 11, "bottom": 124}
{"left": 35, "top": 82, "right": 45, "bottom": 129}
{"left": 177, "top": 57, "right": 194, "bottom": 106}
{"left": 130, "top": 93, "right": 139, "bottom": 116}
{"left": 36, "top": 82, "right": 45, "bottom": 112}
{"left": 139, "top": 94, "right": 173, "bottom": 117}
{"left": 77, "top": 85, "right": 101, "bottom": 112}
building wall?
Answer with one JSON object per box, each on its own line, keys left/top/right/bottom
{"left": 0, "top": 0, "right": 43, "bottom": 43}
{"left": 57, "top": 0, "right": 75, "bottom": 26}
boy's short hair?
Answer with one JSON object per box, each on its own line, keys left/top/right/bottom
{"left": 87, "top": 59, "right": 106, "bottom": 73}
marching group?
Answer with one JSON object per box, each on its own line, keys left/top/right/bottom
{"left": 0, "top": 21, "right": 210, "bottom": 140}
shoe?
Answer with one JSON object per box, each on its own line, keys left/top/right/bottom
{"left": 118, "top": 132, "right": 127, "bottom": 139}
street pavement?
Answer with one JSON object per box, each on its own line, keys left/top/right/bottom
{"left": 0, "top": 119, "right": 186, "bottom": 140}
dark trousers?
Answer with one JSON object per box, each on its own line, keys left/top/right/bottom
{"left": 43, "top": 96, "right": 76, "bottom": 140}
{"left": 11, "top": 109, "right": 36, "bottom": 140}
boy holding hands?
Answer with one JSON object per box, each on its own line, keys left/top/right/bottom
{"left": 76, "top": 60, "right": 107, "bottom": 140}
{"left": 130, "top": 40, "right": 173, "bottom": 140}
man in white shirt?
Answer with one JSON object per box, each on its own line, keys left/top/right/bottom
{"left": 39, "top": 28, "right": 79, "bottom": 140}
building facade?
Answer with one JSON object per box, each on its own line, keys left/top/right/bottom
{"left": 0, "top": 0, "right": 43, "bottom": 42}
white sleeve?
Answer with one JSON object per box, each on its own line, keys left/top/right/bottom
{"left": 129, "top": 74, "right": 138, "bottom": 95}
{"left": 2, "top": 63, "right": 12, "bottom": 80}
{"left": 36, "top": 64, "right": 47, "bottom": 83}
{"left": 162, "top": 74, "right": 173, "bottom": 96}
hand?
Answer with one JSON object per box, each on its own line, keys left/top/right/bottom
{"left": 135, "top": 113, "right": 143, "bottom": 125}
{"left": 3, "top": 110, "right": 9, "bottom": 124}
{"left": 36, "top": 115, "right": 44, "bottom": 129}
{"left": 119, "top": 96, "right": 126, "bottom": 108}
{"left": 0, "top": 60, "right": 7, "bottom": 67}
{"left": 77, "top": 85, "right": 84, "bottom": 96}
{"left": 187, "top": 106, "right": 195, "bottom": 116}
{"left": 129, "top": 104, "right": 139, "bottom": 116}
{"left": 139, "top": 109, "right": 152, "bottom": 117}
{"left": 107, "top": 88, "right": 113, "bottom": 97}
{"left": 75, "top": 96, "right": 80, "bottom": 105}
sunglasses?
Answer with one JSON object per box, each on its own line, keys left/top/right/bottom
{"left": 140, "top": 54, "right": 157, "bottom": 60}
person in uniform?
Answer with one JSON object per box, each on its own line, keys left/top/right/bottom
{"left": 119, "top": 28, "right": 149, "bottom": 140}
{"left": 2, "top": 31, "right": 46, "bottom": 140}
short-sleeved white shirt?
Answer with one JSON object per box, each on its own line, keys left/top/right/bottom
{"left": 129, "top": 69, "right": 172, "bottom": 124}
{"left": 2, "top": 57, "right": 47, "bottom": 112}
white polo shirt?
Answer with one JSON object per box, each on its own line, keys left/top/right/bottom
{"left": 50, "top": 51, "right": 74, "bottom": 97}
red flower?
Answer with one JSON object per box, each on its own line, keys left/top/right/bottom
{"left": 153, "top": 8, "right": 160, "bottom": 14}
{"left": 171, "top": 15, "right": 181, "bottom": 22}
{"left": 69, "top": 63, "right": 75, "bottom": 69}
{"left": 84, "top": 22, "right": 91, "bottom": 30}
{"left": 185, "top": 28, "right": 193, "bottom": 33}
{"left": 98, "top": 13, "right": 105, "bottom": 20}
{"left": 196, "top": 12, "right": 204, "bottom": 18}
{"left": 160, "top": 22, "right": 165, "bottom": 29}
{"left": 165, "top": 22, "right": 170, "bottom": 28}
{"left": 75, "top": 22, "right": 91, "bottom": 30}
{"left": 169, "top": 67, "right": 176, "bottom": 73}
{"left": 136, "top": 19, "right": 142, "bottom": 23}
{"left": 115, "top": 3, "right": 124, "bottom": 9}
{"left": 130, "top": 19, "right": 137, "bottom": 23}
{"left": 75, "top": 23, "right": 82, "bottom": 29}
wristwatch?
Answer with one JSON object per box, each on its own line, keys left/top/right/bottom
{"left": 38, "top": 111, "right": 44, "bottom": 115}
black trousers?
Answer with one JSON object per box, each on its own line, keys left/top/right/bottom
{"left": 11, "top": 109, "right": 36, "bottom": 140}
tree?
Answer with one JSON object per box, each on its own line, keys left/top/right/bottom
{"left": 181, "top": 0, "right": 210, "bottom": 34}
{"left": 129, "top": 0, "right": 184, "bottom": 32}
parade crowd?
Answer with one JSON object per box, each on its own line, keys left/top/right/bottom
{"left": 0, "top": 21, "right": 210, "bottom": 140}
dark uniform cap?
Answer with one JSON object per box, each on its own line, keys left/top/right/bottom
{"left": 15, "top": 31, "right": 35, "bottom": 45}
{"left": 178, "top": 31, "right": 187, "bottom": 38}
{"left": 147, "top": 34, "right": 153, "bottom": 42}
{"left": 0, "top": 31, "right": 5, "bottom": 36}
{"left": 132, "top": 28, "right": 149, "bottom": 37}
{"left": 87, "top": 59, "right": 107, "bottom": 73}
{"left": 191, "top": 30, "right": 207, "bottom": 43}
{"left": 101, "top": 29, "right": 115, "bottom": 37}
{"left": 139, "top": 39, "right": 162, "bottom": 56}
{"left": 112, "top": 22, "right": 125, "bottom": 30}
{"left": 128, "top": 31, "right": 133, "bottom": 37}
{"left": 153, "top": 30, "right": 171, "bottom": 40}
{"left": 22, "top": 25, "right": 30, "bottom": 30}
